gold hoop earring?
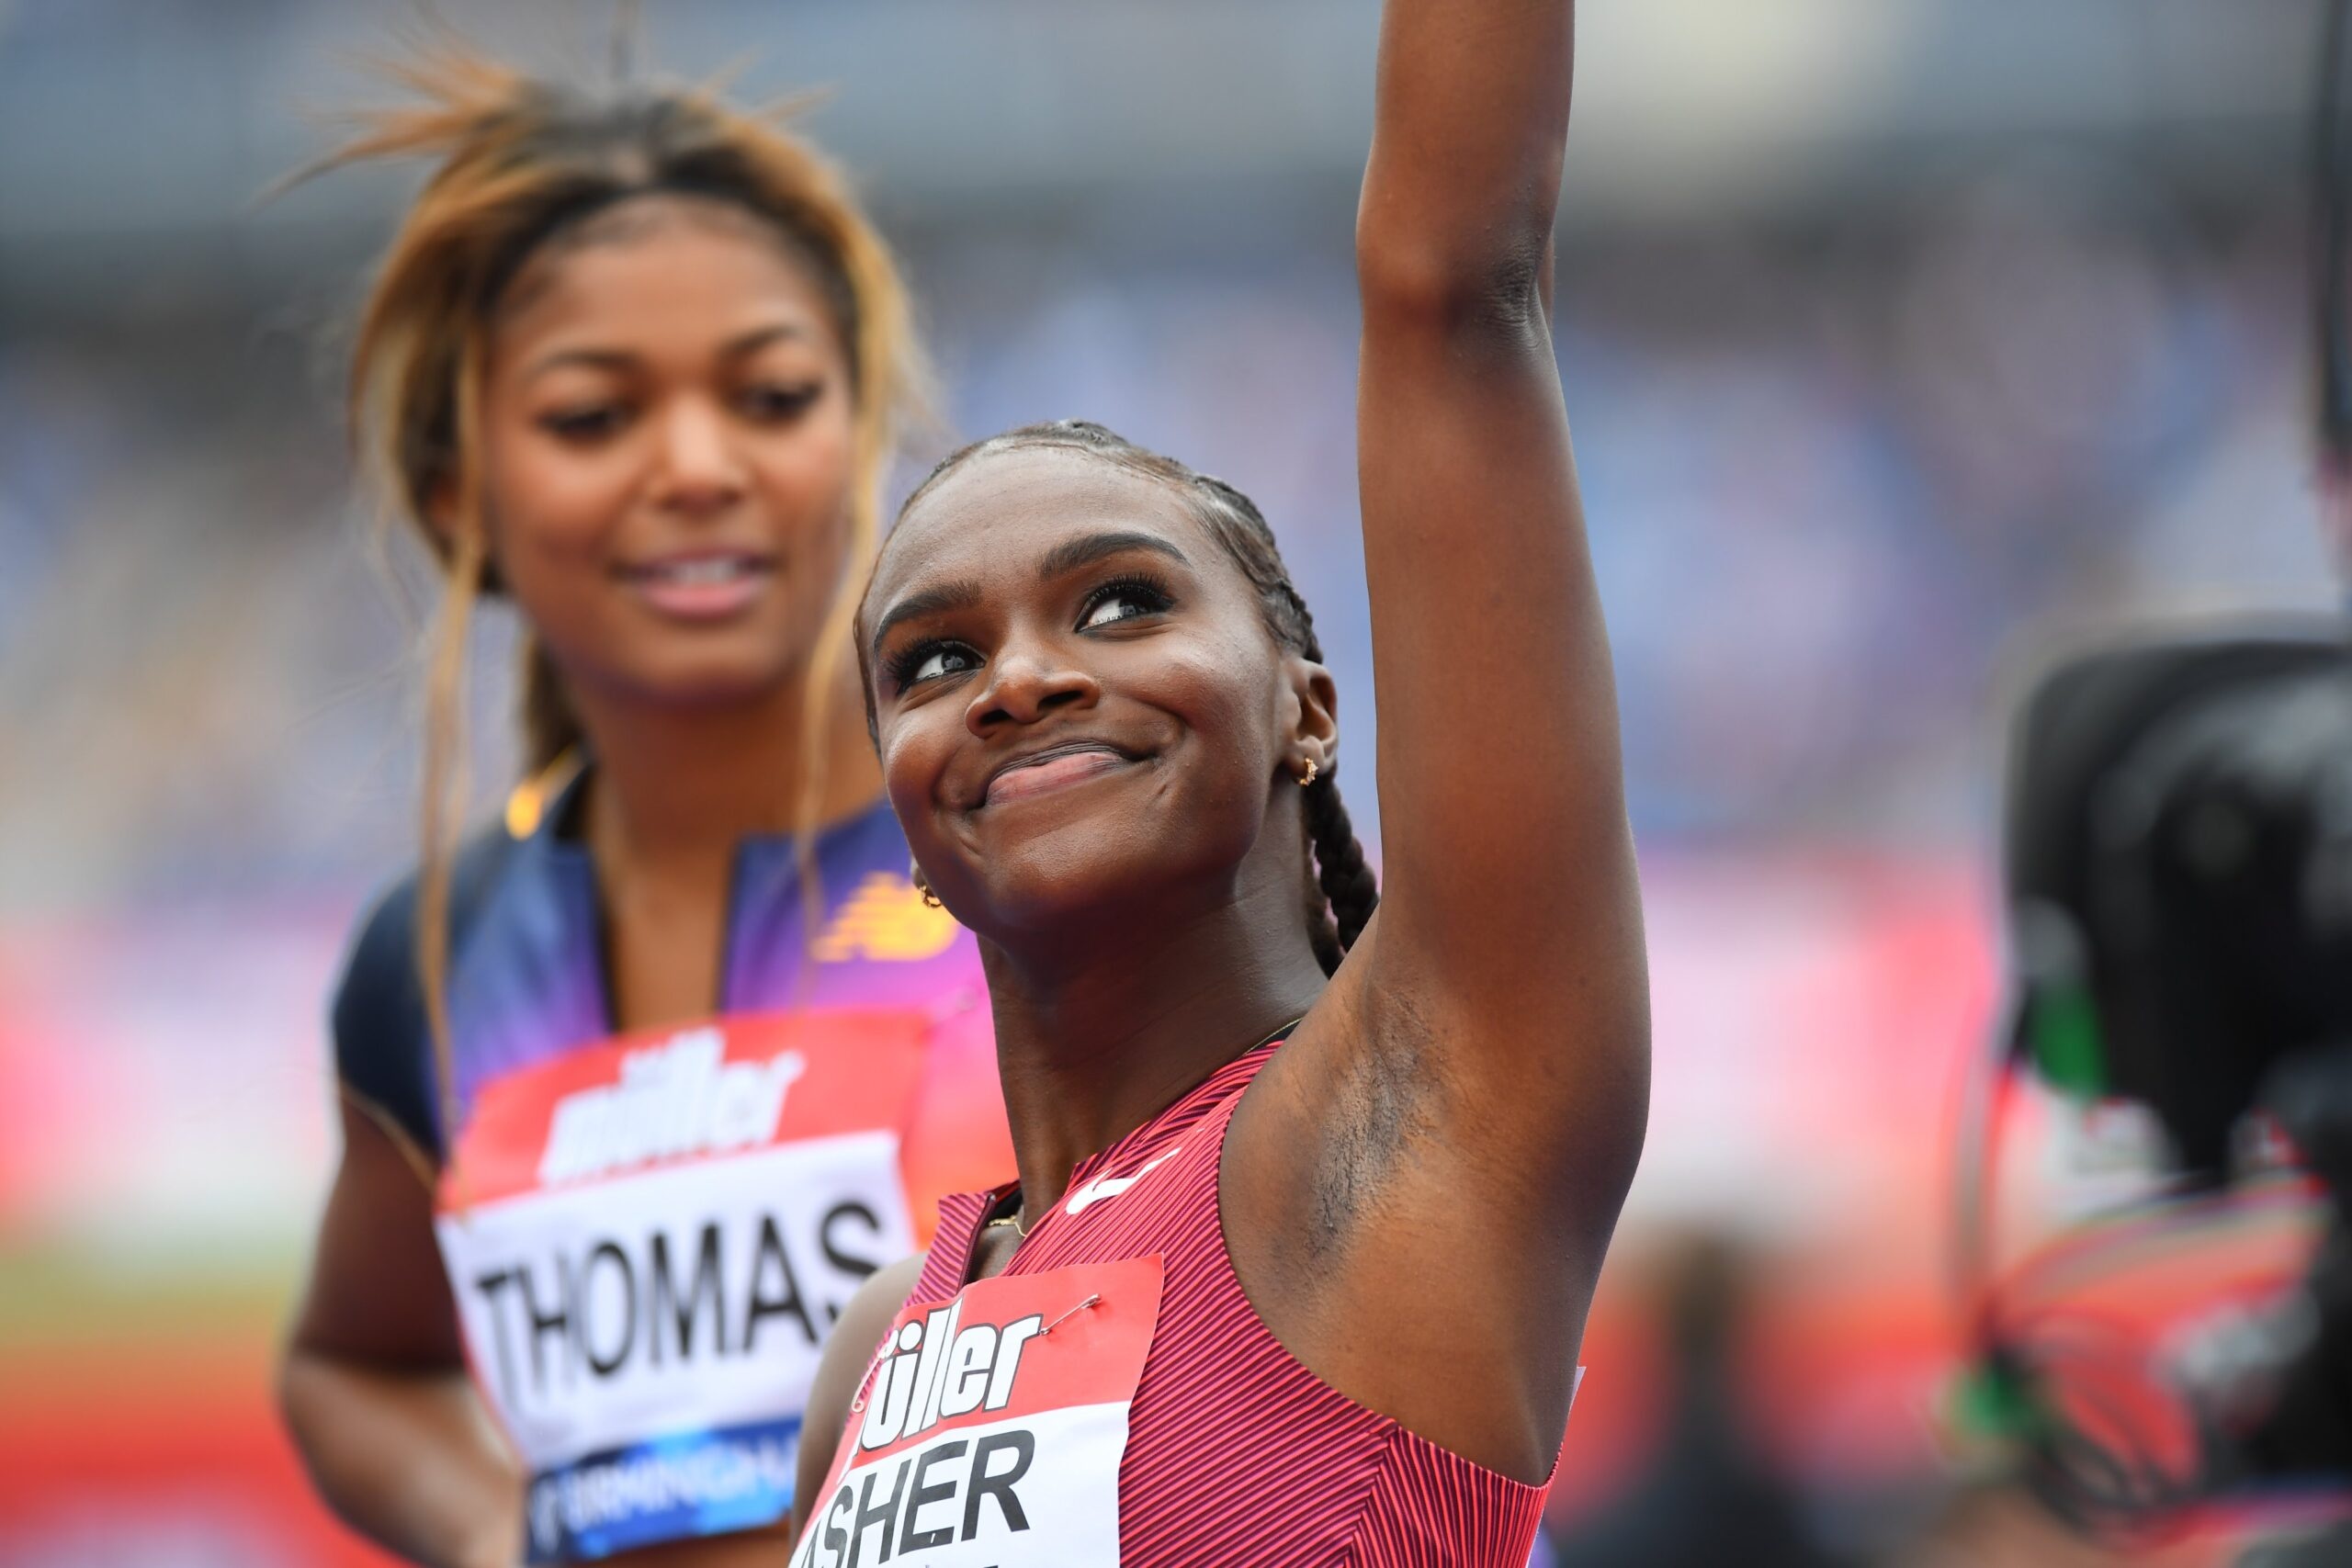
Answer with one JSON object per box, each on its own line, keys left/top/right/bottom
{"left": 910, "top": 858, "right": 944, "bottom": 909}
{"left": 1298, "top": 758, "right": 1319, "bottom": 787}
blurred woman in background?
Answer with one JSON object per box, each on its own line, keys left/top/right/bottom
{"left": 277, "top": 56, "right": 1008, "bottom": 1568}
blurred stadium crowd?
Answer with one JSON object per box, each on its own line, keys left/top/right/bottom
{"left": 0, "top": 153, "right": 2331, "bottom": 902}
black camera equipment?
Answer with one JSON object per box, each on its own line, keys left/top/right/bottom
{"left": 1950, "top": 1, "right": 2352, "bottom": 1538}
{"left": 1972, "top": 624, "right": 2352, "bottom": 1531}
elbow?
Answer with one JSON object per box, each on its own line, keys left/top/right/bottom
{"left": 1353, "top": 146, "right": 1563, "bottom": 336}
{"left": 275, "top": 1348, "right": 384, "bottom": 1548}
{"left": 276, "top": 1348, "right": 351, "bottom": 1523}
{"left": 277, "top": 1343, "right": 328, "bottom": 1465}
{"left": 1354, "top": 223, "right": 1551, "bottom": 341}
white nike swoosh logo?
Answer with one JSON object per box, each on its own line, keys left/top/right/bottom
{"left": 1061, "top": 1146, "right": 1183, "bottom": 1216}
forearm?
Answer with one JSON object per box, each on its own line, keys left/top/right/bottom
{"left": 1358, "top": 0, "right": 1574, "bottom": 300}
{"left": 280, "top": 1348, "right": 523, "bottom": 1568}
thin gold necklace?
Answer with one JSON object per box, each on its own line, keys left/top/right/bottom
{"left": 983, "top": 1014, "right": 1306, "bottom": 1242}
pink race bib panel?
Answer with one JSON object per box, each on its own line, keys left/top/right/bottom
{"left": 792, "top": 1255, "right": 1165, "bottom": 1568}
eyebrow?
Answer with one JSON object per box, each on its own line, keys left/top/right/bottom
{"left": 1035, "top": 530, "right": 1191, "bottom": 581}
{"left": 719, "top": 322, "right": 811, "bottom": 360}
{"left": 868, "top": 580, "right": 984, "bottom": 658}
{"left": 521, "top": 323, "right": 811, "bottom": 384}
{"left": 866, "top": 531, "right": 1192, "bottom": 660}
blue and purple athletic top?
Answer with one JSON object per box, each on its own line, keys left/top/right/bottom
{"left": 333, "top": 770, "right": 1009, "bottom": 1562}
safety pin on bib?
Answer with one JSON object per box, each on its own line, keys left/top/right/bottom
{"left": 849, "top": 1334, "right": 888, "bottom": 1415}
{"left": 1038, "top": 1293, "right": 1102, "bottom": 1338}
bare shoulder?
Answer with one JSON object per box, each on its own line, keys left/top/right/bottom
{"left": 792, "top": 1252, "right": 929, "bottom": 1533}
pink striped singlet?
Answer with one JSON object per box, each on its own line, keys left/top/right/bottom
{"left": 790, "top": 1043, "right": 1555, "bottom": 1567}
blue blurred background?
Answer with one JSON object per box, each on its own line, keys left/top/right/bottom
{"left": 0, "top": 3, "right": 2333, "bottom": 1564}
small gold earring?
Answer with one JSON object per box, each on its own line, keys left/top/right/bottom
{"left": 910, "top": 858, "right": 944, "bottom": 909}
{"left": 1298, "top": 758, "right": 1319, "bottom": 787}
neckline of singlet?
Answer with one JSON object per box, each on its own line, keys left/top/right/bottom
{"left": 497, "top": 757, "right": 917, "bottom": 1035}
{"left": 978, "top": 1021, "right": 1301, "bottom": 1263}
{"left": 516, "top": 756, "right": 894, "bottom": 858}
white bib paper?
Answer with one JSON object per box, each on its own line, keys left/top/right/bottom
{"left": 435, "top": 1012, "right": 928, "bottom": 1562}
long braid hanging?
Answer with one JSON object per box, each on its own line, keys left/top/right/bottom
{"left": 1299, "top": 843, "right": 1343, "bottom": 975}
{"left": 1304, "top": 771, "right": 1379, "bottom": 963}
{"left": 898, "top": 422, "right": 1381, "bottom": 974}
{"left": 1187, "top": 472, "right": 1383, "bottom": 971}
{"left": 1263, "top": 571, "right": 1381, "bottom": 974}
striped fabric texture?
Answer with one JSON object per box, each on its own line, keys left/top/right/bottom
{"left": 914, "top": 1045, "right": 1551, "bottom": 1566}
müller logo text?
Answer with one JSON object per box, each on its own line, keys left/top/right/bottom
{"left": 858, "top": 1296, "right": 1046, "bottom": 1452}
{"left": 538, "top": 1029, "right": 808, "bottom": 1186}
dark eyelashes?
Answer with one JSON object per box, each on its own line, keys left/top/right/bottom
{"left": 534, "top": 381, "right": 820, "bottom": 441}
{"left": 741, "top": 382, "right": 822, "bottom": 418}
{"left": 1079, "top": 572, "right": 1175, "bottom": 622}
{"left": 539, "top": 405, "right": 625, "bottom": 441}
{"left": 881, "top": 570, "right": 1179, "bottom": 696}
{"left": 882, "top": 636, "right": 972, "bottom": 693}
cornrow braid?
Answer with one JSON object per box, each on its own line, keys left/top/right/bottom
{"left": 889, "top": 419, "right": 1381, "bottom": 974}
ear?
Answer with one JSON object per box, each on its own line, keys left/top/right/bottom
{"left": 423, "top": 477, "right": 504, "bottom": 592}
{"left": 1281, "top": 653, "right": 1340, "bottom": 781}
{"left": 422, "top": 476, "right": 461, "bottom": 555}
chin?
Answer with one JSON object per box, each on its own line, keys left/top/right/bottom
{"left": 959, "top": 807, "right": 1252, "bottom": 945}
{"left": 596, "top": 651, "right": 796, "bottom": 712}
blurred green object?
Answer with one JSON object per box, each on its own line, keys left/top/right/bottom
{"left": 2027, "top": 981, "right": 2107, "bottom": 1100}
{"left": 1949, "top": 1355, "right": 2049, "bottom": 1445}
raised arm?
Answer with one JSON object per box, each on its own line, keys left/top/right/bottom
{"left": 1345, "top": 0, "right": 1645, "bottom": 1186}
{"left": 1226, "top": 0, "right": 1645, "bottom": 1480}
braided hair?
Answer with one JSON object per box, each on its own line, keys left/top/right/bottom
{"left": 888, "top": 420, "right": 1379, "bottom": 975}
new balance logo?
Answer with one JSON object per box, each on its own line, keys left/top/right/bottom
{"left": 814, "top": 872, "right": 960, "bottom": 963}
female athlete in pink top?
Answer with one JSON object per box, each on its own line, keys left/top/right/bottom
{"left": 793, "top": 0, "right": 1647, "bottom": 1560}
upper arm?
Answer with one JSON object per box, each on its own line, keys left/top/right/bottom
{"left": 290, "top": 1093, "right": 465, "bottom": 1366}
{"left": 1345, "top": 269, "right": 1646, "bottom": 1166}
{"left": 292, "top": 879, "right": 462, "bottom": 1365}
{"left": 791, "top": 1253, "right": 927, "bottom": 1537}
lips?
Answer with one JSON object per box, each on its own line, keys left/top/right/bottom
{"left": 617, "top": 551, "right": 775, "bottom": 622}
{"left": 981, "top": 742, "right": 1139, "bottom": 807}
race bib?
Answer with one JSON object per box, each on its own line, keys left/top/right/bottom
{"left": 435, "top": 1010, "right": 928, "bottom": 1562}
{"left": 792, "top": 1256, "right": 1164, "bottom": 1568}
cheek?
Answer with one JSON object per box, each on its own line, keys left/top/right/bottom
{"left": 752, "top": 411, "right": 861, "bottom": 614}
{"left": 1142, "top": 637, "right": 1283, "bottom": 788}
{"left": 876, "top": 715, "right": 956, "bottom": 852}
{"left": 481, "top": 428, "right": 627, "bottom": 573}
{"left": 751, "top": 407, "right": 856, "bottom": 544}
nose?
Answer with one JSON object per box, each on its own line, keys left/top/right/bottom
{"left": 648, "top": 395, "right": 748, "bottom": 517}
{"left": 965, "top": 641, "right": 1100, "bottom": 736}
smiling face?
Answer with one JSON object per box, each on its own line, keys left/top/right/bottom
{"left": 471, "top": 193, "right": 857, "bottom": 711}
{"left": 863, "top": 446, "right": 1334, "bottom": 942}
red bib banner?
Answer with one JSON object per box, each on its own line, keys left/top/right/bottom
{"left": 792, "top": 1256, "right": 1165, "bottom": 1568}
